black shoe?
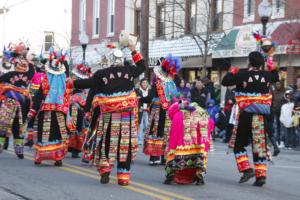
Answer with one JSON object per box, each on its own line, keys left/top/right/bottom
{"left": 81, "top": 158, "right": 89, "bottom": 164}
{"left": 100, "top": 172, "right": 110, "bottom": 184}
{"left": 239, "top": 169, "right": 255, "bottom": 183}
{"left": 163, "top": 177, "right": 174, "bottom": 185}
{"left": 273, "top": 148, "right": 280, "bottom": 157}
{"left": 24, "top": 140, "right": 34, "bottom": 148}
{"left": 4, "top": 138, "right": 9, "bottom": 150}
{"left": 54, "top": 160, "right": 63, "bottom": 167}
{"left": 34, "top": 161, "right": 41, "bottom": 165}
{"left": 72, "top": 151, "right": 80, "bottom": 158}
{"left": 253, "top": 178, "right": 266, "bottom": 187}
{"left": 17, "top": 154, "right": 24, "bottom": 159}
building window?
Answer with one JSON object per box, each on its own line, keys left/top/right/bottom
{"left": 44, "top": 32, "right": 54, "bottom": 52}
{"left": 211, "top": 0, "right": 223, "bottom": 32}
{"left": 243, "top": 0, "right": 255, "bottom": 23}
{"left": 272, "top": 0, "right": 285, "bottom": 19}
{"left": 93, "top": 0, "right": 100, "bottom": 37}
{"left": 79, "top": 0, "right": 86, "bottom": 34}
{"left": 107, "top": 0, "right": 115, "bottom": 36}
{"left": 156, "top": 3, "right": 165, "bottom": 38}
{"left": 134, "top": 9, "right": 141, "bottom": 36}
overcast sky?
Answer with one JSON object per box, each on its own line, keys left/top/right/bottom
{"left": 0, "top": 0, "right": 71, "bottom": 54}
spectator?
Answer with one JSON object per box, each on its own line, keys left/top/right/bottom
{"left": 136, "top": 79, "right": 152, "bottom": 145}
{"left": 293, "top": 75, "right": 300, "bottom": 146}
{"left": 202, "top": 77, "right": 215, "bottom": 100}
{"left": 190, "top": 79, "right": 210, "bottom": 108}
{"left": 186, "top": 82, "right": 192, "bottom": 90}
{"left": 177, "top": 79, "right": 191, "bottom": 100}
{"left": 280, "top": 90, "right": 297, "bottom": 149}
{"left": 272, "top": 81, "right": 285, "bottom": 147}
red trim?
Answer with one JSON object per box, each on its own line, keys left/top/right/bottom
{"left": 28, "top": 109, "right": 37, "bottom": 118}
{"left": 132, "top": 53, "right": 143, "bottom": 63}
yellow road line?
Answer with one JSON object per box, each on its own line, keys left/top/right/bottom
{"left": 6, "top": 149, "right": 194, "bottom": 200}
{"left": 63, "top": 162, "right": 194, "bottom": 200}
{"left": 4, "top": 150, "right": 172, "bottom": 200}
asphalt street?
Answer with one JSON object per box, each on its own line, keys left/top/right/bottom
{"left": 0, "top": 142, "right": 300, "bottom": 200}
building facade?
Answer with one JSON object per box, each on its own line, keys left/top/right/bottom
{"left": 213, "top": 0, "right": 300, "bottom": 86}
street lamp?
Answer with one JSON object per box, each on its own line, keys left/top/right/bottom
{"left": 79, "top": 32, "right": 89, "bottom": 64}
{"left": 258, "top": 0, "right": 272, "bottom": 36}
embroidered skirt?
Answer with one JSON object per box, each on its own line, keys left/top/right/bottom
{"left": 34, "top": 111, "right": 68, "bottom": 162}
{"left": 143, "top": 105, "right": 171, "bottom": 156}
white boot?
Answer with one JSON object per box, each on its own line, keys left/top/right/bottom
{"left": 278, "top": 141, "right": 285, "bottom": 148}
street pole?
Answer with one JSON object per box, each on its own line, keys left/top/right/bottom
{"left": 140, "top": 0, "right": 149, "bottom": 79}
{"left": 261, "top": 16, "right": 269, "bottom": 36}
{"left": 82, "top": 44, "right": 87, "bottom": 64}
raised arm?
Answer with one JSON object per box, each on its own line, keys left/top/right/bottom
{"left": 73, "top": 72, "right": 101, "bottom": 90}
{"left": 128, "top": 45, "right": 146, "bottom": 78}
{"left": 221, "top": 67, "right": 241, "bottom": 87}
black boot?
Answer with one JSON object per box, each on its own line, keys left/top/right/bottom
{"left": 24, "top": 140, "right": 34, "bottom": 148}
{"left": 72, "top": 150, "right": 80, "bottom": 158}
{"left": 160, "top": 156, "right": 166, "bottom": 165}
{"left": 100, "top": 172, "right": 110, "bottom": 184}
{"left": 253, "top": 177, "right": 266, "bottom": 187}
{"left": 163, "top": 176, "right": 175, "bottom": 185}
{"left": 195, "top": 175, "right": 205, "bottom": 185}
{"left": 17, "top": 154, "right": 24, "bottom": 159}
{"left": 239, "top": 169, "right": 255, "bottom": 183}
{"left": 4, "top": 137, "right": 9, "bottom": 150}
{"left": 54, "top": 160, "right": 63, "bottom": 167}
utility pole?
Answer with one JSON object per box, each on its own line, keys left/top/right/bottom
{"left": 140, "top": 0, "right": 149, "bottom": 78}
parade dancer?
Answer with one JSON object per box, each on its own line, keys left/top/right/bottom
{"left": 222, "top": 51, "right": 279, "bottom": 186}
{"left": 0, "top": 43, "right": 34, "bottom": 158}
{"left": 25, "top": 57, "right": 47, "bottom": 147}
{"left": 164, "top": 100, "right": 212, "bottom": 185}
{"left": 0, "top": 46, "right": 16, "bottom": 150}
{"left": 143, "top": 55, "right": 178, "bottom": 166}
{"left": 67, "top": 63, "right": 92, "bottom": 158}
{"left": 73, "top": 42, "right": 145, "bottom": 186}
{"left": 28, "top": 48, "right": 72, "bottom": 166}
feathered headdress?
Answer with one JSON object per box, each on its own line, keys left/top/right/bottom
{"left": 253, "top": 32, "right": 277, "bottom": 56}
{"left": 45, "top": 47, "right": 68, "bottom": 75}
{"left": 161, "top": 54, "right": 181, "bottom": 78}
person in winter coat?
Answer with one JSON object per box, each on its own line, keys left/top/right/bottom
{"left": 280, "top": 90, "right": 297, "bottom": 149}
{"left": 271, "top": 81, "right": 285, "bottom": 147}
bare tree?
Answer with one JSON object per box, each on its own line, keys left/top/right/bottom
{"left": 150, "top": 0, "right": 235, "bottom": 78}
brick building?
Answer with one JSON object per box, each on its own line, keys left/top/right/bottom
{"left": 213, "top": 0, "right": 300, "bottom": 86}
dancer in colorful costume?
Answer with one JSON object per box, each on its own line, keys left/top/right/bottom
{"left": 222, "top": 51, "right": 279, "bottom": 186}
{"left": 73, "top": 42, "right": 145, "bottom": 186}
{"left": 25, "top": 56, "right": 47, "bottom": 147}
{"left": 165, "top": 100, "right": 212, "bottom": 185}
{"left": 0, "top": 43, "right": 34, "bottom": 158}
{"left": 0, "top": 46, "right": 16, "bottom": 150}
{"left": 67, "top": 63, "right": 91, "bottom": 158}
{"left": 143, "top": 55, "right": 179, "bottom": 166}
{"left": 28, "top": 48, "right": 72, "bottom": 166}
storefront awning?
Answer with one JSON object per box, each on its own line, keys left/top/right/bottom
{"left": 271, "top": 22, "right": 300, "bottom": 46}
{"left": 212, "top": 22, "right": 286, "bottom": 58}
